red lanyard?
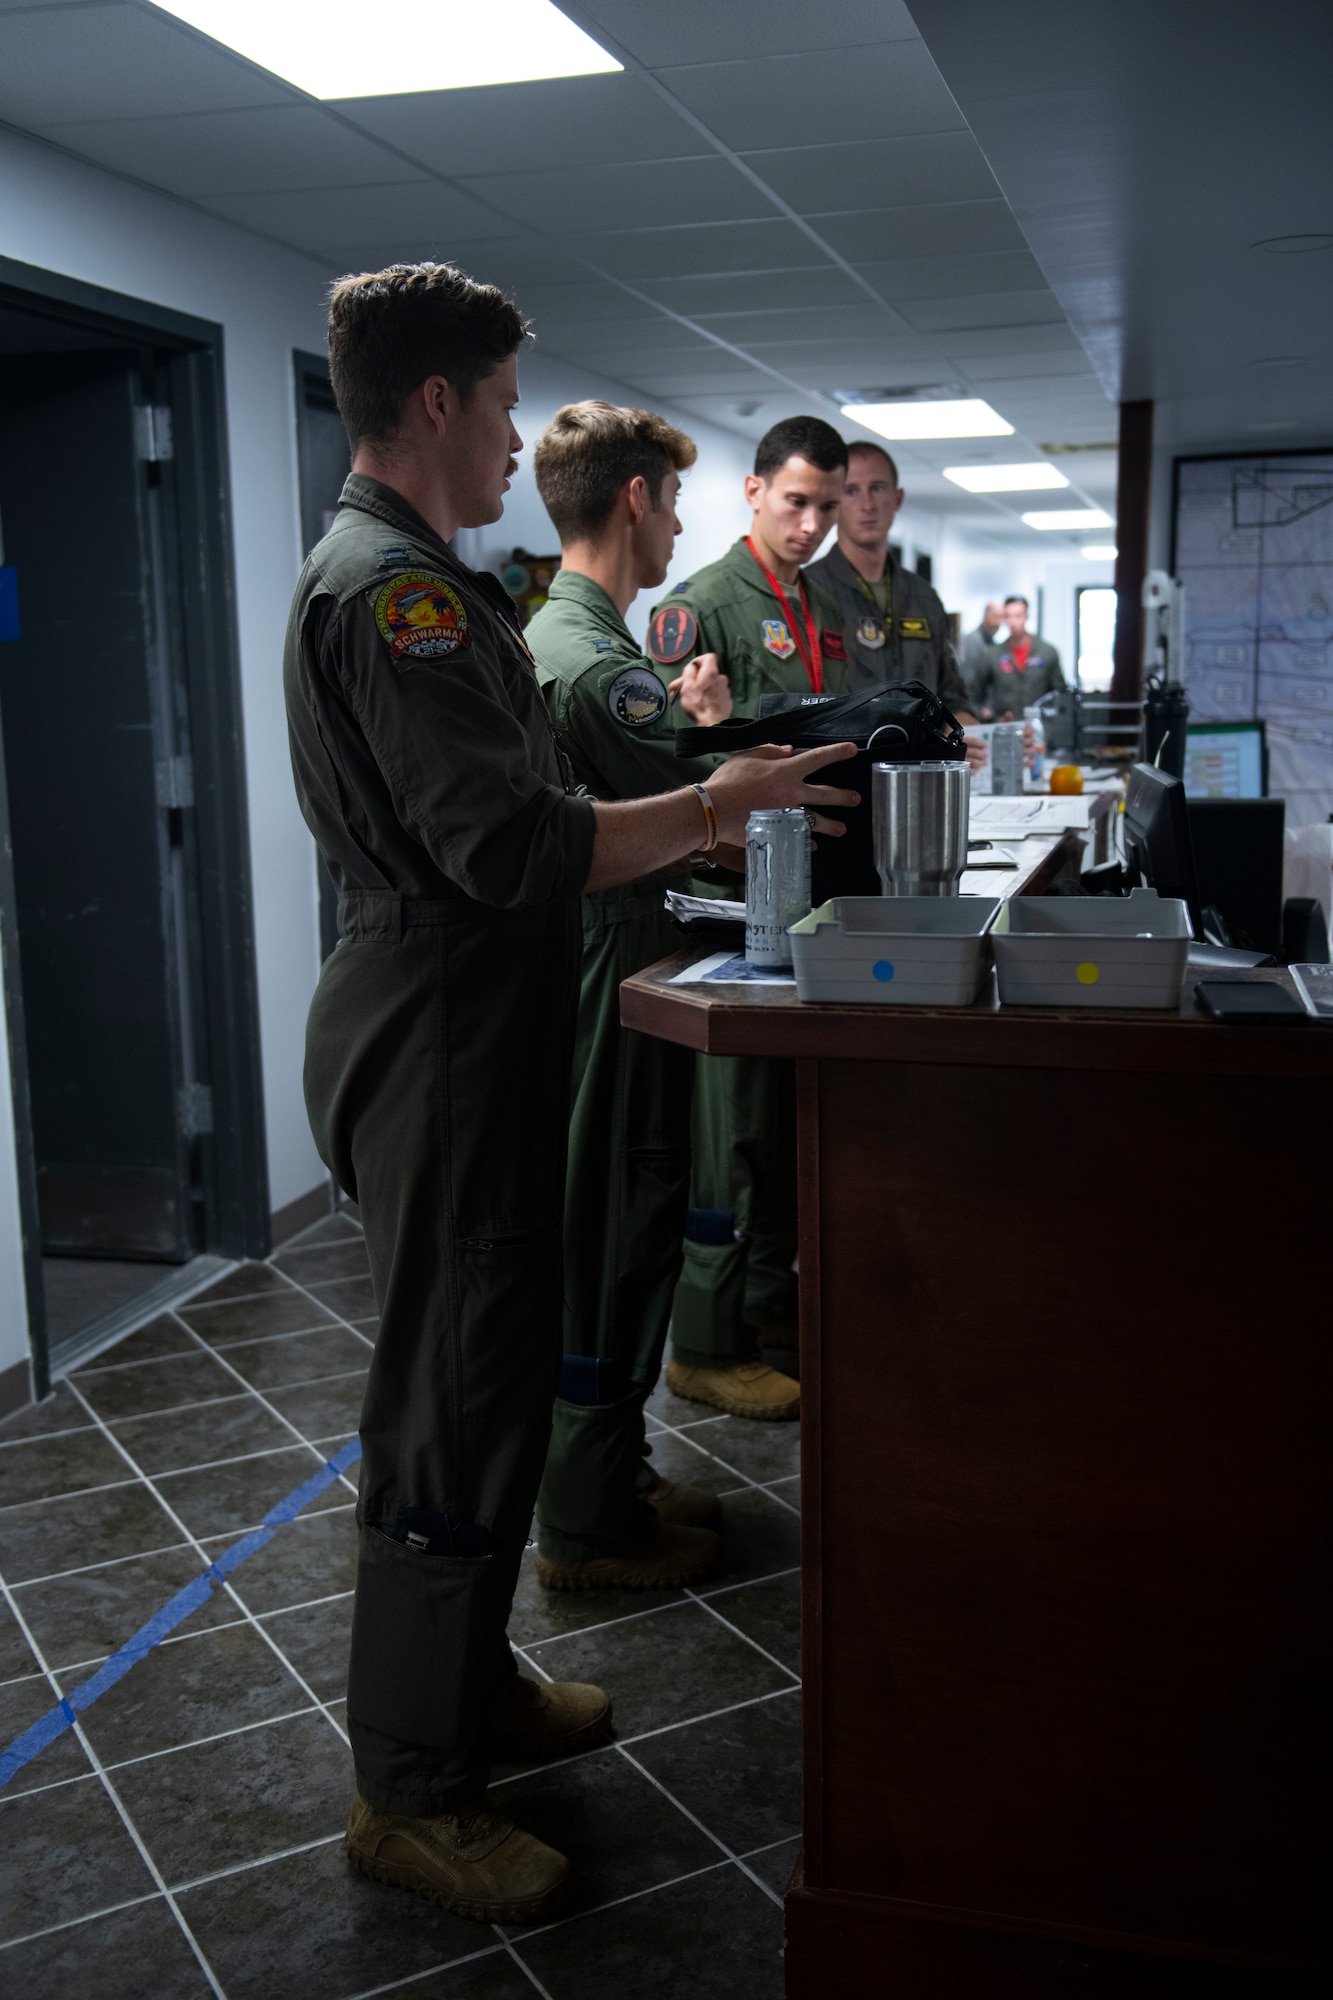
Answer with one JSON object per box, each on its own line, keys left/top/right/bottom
{"left": 745, "top": 536, "right": 823, "bottom": 693}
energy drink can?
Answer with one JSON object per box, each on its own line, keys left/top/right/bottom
{"left": 990, "top": 721, "right": 1026, "bottom": 796}
{"left": 745, "top": 808, "right": 811, "bottom": 967}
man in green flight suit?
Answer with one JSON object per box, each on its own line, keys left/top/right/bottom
{"left": 526, "top": 400, "right": 761, "bottom": 1590}
{"left": 647, "top": 416, "right": 853, "bottom": 1421}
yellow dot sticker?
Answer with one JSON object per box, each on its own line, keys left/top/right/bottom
{"left": 1076, "top": 961, "right": 1100, "bottom": 985}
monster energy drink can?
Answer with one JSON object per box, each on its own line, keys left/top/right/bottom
{"left": 990, "top": 720, "right": 1026, "bottom": 796}
{"left": 745, "top": 808, "right": 811, "bottom": 967}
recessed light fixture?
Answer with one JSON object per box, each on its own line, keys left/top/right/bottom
{"left": 1082, "top": 545, "right": 1118, "bottom": 561}
{"left": 150, "top": 0, "right": 622, "bottom": 98}
{"left": 1251, "top": 235, "right": 1333, "bottom": 255}
{"left": 843, "top": 399, "right": 1014, "bottom": 441}
{"left": 1021, "top": 509, "right": 1114, "bottom": 531}
{"left": 943, "top": 462, "right": 1069, "bottom": 493}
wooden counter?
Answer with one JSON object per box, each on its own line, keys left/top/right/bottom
{"left": 622, "top": 955, "right": 1332, "bottom": 1994}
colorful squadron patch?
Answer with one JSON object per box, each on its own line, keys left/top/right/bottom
{"left": 761, "top": 619, "right": 796, "bottom": 659}
{"left": 606, "top": 665, "right": 668, "bottom": 729}
{"left": 648, "top": 604, "right": 698, "bottom": 666}
{"left": 855, "top": 616, "right": 886, "bottom": 651}
{"left": 374, "top": 572, "right": 470, "bottom": 665}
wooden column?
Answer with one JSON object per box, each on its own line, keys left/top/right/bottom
{"left": 1110, "top": 398, "right": 1154, "bottom": 712}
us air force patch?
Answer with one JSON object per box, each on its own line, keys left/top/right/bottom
{"left": 855, "top": 616, "right": 886, "bottom": 651}
{"left": 762, "top": 619, "right": 795, "bottom": 658}
{"left": 374, "top": 572, "right": 470, "bottom": 665}
{"left": 648, "top": 604, "right": 697, "bottom": 666}
{"left": 607, "top": 665, "right": 668, "bottom": 728}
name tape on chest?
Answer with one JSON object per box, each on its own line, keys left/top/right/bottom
{"left": 606, "top": 664, "right": 668, "bottom": 728}
{"left": 374, "top": 571, "right": 470, "bottom": 665}
{"left": 900, "top": 616, "right": 931, "bottom": 640}
{"left": 648, "top": 604, "right": 698, "bottom": 666}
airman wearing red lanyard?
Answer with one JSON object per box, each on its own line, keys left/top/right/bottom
{"left": 645, "top": 417, "right": 853, "bottom": 1420}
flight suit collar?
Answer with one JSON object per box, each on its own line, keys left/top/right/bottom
{"left": 336, "top": 472, "right": 459, "bottom": 570}
{"left": 821, "top": 540, "right": 900, "bottom": 598}
{"left": 546, "top": 567, "right": 631, "bottom": 639}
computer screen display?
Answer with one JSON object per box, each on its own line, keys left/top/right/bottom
{"left": 1183, "top": 721, "right": 1266, "bottom": 799}
{"left": 1123, "top": 763, "right": 1204, "bottom": 938}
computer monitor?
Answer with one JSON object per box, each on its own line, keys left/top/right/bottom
{"left": 1186, "top": 798, "right": 1286, "bottom": 957}
{"left": 1183, "top": 720, "right": 1267, "bottom": 799}
{"left": 1123, "top": 763, "right": 1204, "bottom": 938}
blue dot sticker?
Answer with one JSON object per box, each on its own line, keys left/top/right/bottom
{"left": 872, "top": 960, "right": 895, "bottom": 982}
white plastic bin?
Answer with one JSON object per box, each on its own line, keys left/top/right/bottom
{"left": 991, "top": 888, "right": 1191, "bottom": 1008}
{"left": 788, "top": 896, "right": 1001, "bottom": 1005}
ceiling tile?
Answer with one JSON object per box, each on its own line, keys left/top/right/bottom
{"left": 936, "top": 324, "right": 1081, "bottom": 359}
{"left": 691, "top": 302, "right": 909, "bottom": 345}
{"left": 854, "top": 250, "right": 1053, "bottom": 300}
{"left": 573, "top": 219, "right": 828, "bottom": 282}
{"left": 628, "top": 368, "right": 783, "bottom": 398}
{"left": 956, "top": 351, "right": 1100, "bottom": 382}
{"left": 331, "top": 75, "right": 700, "bottom": 178}
{"left": 741, "top": 132, "right": 999, "bottom": 215}
{"left": 812, "top": 201, "right": 1027, "bottom": 264}
{"left": 657, "top": 44, "right": 965, "bottom": 152}
{"left": 460, "top": 156, "right": 775, "bottom": 236}
{"left": 578, "top": 0, "right": 920, "bottom": 65}
{"left": 899, "top": 289, "right": 1066, "bottom": 332}
{"left": 35, "top": 104, "right": 410, "bottom": 198}
{"left": 0, "top": 4, "right": 290, "bottom": 123}
{"left": 504, "top": 280, "right": 661, "bottom": 323}
{"left": 534, "top": 318, "right": 717, "bottom": 358}
{"left": 638, "top": 268, "right": 865, "bottom": 316}
{"left": 198, "top": 182, "right": 503, "bottom": 256}
{"left": 745, "top": 337, "right": 939, "bottom": 372}
{"left": 308, "top": 236, "right": 589, "bottom": 293}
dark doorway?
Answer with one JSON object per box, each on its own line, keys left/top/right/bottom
{"left": 0, "top": 261, "right": 267, "bottom": 1386}
{"left": 293, "top": 349, "right": 350, "bottom": 963}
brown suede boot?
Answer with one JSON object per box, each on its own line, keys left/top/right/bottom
{"left": 665, "top": 1359, "right": 799, "bottom": 1420}
{"left": 487, "top": 1673, "right": 612, "bottom": 1760}
{"left": 534, "top": 1522, "right": 721, "bottom": 1591}
{"left": 345, "top": 1794, "right": 569, "bottom": 1922}
{"left": 645, "top": 1476, "right": 723, "bottom": 1529}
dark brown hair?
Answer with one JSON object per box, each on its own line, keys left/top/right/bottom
{"left": 754, "top": 416, "right": 848, "bottom": 479}
{"left": 534, "top": 401, "right": 697, "bottom": 542}
{"left": 847, "top": 438, "right": 900, "bottom": 487}
{"left": 327, "top": 262, "right": 527, "bottom": 448}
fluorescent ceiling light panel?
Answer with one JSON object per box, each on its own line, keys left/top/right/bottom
{"left": 843, "top": 399, "right": 1014, "bottom": 441}
{"left": 151, "top": 0, "right": 622, "bottom": 98}
{"left": 1082, "top": 544, "right": 1118, "bottom": 560}
{"left": 942, "top": 462, "right": 1069, "bottom": 494}
{"left": 1021, "top": 508, "right": 1114, "bottom": 531}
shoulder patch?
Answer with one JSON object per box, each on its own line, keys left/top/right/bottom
{"left": 606, "top": 665, "right": 668, "bottom": 729}
{"left": 648, "top": 604, "right": 698, "bottom": 666}
{"left": 377, "top": 544, "right": 419, "bottom": 568}
{"left": 373, "top": 572, "right": 470, "bottom": 665}
{"left": 592, "top": 639, "right": 615, "bottom": 652}
{"left": 821, "top": 627, "right": 848, "bottom": 663}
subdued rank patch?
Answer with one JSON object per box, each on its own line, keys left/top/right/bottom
{"left": 592, "top": 639, "right": 614, "bottom": 652}
{"left": 822, "top": 627, "right": 848, "bottom": 662}
{"left": 900, "top": 617, "right": 931, "bottom": 639}
{"left": 377, "top": 543, "right": 418, "bottom": 568}
{"left": 648, "top": 603, "right": 698, "bottom": 665}
{"left": 374, "top": 571, "right": 470, "bottom": 664}
{"left": 606, "top": 664, "right": 668, "bottom": 728}
{"left": 762, "top": 618, "right": 795, "bottom": 658}
{"left": 856, "top": 616, "right": 887, "bottom": 651}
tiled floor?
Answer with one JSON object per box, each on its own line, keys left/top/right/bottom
{"left": 0, "top": 1215, "right": 801, "bottom": 1999}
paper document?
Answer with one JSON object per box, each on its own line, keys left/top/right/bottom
{"left": 969, "top": 796, "right": 1090, "bottom": 835}
{"left": 669, "top": 951, "right": 795, "bottom": 986}
{"left": 665, "top": 890, "right": 744, "bottom": 925}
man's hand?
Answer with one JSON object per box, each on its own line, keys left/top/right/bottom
{"left": 963, "top": 733, "right": 988, "bottom": 774}
{"left": 669, "top": 652, "right": 730, "bottom": 726}
{"left": 705, "top": 742, "right": 859, "bottom": 847}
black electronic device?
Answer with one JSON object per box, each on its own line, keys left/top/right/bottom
{"left": 1195, "top": 980, "right": 1308, "bottom": 1025}
{"left": 677, "top": 681, "right": 966, "bottom": 902}
{"left": 1122, "top": 762, "right": 1205, "bottom": 937}
{"left": 1143, "top": 677, "right": 1190, "bottom": 778}
{"left": 1186, "top": 797, "right": 1285, "bottom": 957}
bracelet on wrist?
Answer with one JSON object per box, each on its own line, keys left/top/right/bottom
{"left": 691, "top": 782, "right": 719, "bottom": 852}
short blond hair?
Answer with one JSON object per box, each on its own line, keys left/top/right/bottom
{"left": 534, "top": 401, "right": 697, "bottom": 542}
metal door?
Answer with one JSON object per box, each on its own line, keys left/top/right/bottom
{"left": 0, "top": 351, "right": 199, "bottom": 1258}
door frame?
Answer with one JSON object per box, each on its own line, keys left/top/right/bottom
{"left": 0, "top": 254, "right": 269, "bottom": 1396}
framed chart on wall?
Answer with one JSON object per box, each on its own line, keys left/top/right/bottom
{"left": 1172, "top": 449, "right": 1333, "bottom": 829}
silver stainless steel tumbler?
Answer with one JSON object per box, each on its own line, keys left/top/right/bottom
{"left": 872, "top": 761, "right": 971, "bottom": 897}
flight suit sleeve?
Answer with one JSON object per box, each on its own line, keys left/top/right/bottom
{"left": 551, "top": 653, "right": 724, "bottom": 803}
{"left": 329, "top": 581, "right": 596, "bottom": 910}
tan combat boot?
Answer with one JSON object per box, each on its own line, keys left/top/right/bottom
{"left": 645, "top": 1477, "right": 723, "bottom": 1529}
{"left": 487, "top": 1672, "right": 612, "bottom": 1760}
{"left": 665, "top": 1359, "right": 799, "bottom": 1421}
{"left": 345, "top": 1795, "right": 569, "bottom": 1922}
{"left": 534, "top": 1521, "right": 721, "bottom": 1591}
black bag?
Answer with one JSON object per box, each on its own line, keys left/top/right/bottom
{"left": 676, "top": 681, "right": 966, "bottom": 901}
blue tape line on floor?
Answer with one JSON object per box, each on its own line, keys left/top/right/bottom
{"left": 0, "top": 1437, "right": 362, "bottom": 1792}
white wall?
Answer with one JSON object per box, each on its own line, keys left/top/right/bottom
{"left": 0, "top": 1013, "right": 30, "bottom": 1386}
{"left": 0, "top": 125, "right": 331, "bottom": 1260}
